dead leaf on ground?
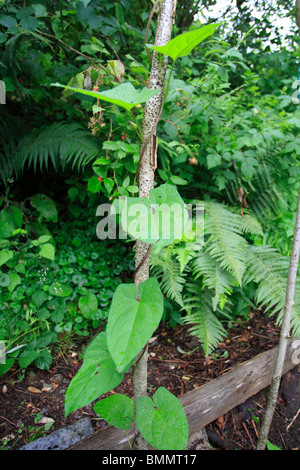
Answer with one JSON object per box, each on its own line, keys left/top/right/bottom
{"left": 27, "top": 386, "right": 42, "bottom": 394}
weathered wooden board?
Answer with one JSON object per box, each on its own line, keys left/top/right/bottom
{"left": 69, "top": 338, "right": 300, "bottom": 450}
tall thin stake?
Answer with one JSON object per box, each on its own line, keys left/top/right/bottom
{"left": 132, "top": 0, "right": 177, "bottom": 450}
{"left": 256, "top": 188, "right": 300, "bottom": 450}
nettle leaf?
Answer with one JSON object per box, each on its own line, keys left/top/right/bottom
{"left": 32, "top": 290, "right": 48, "bottom": 308}
{"left": 18, "top": 350, "right": 40, "bottom": 369}
{"left": 65, "top": 332, "right": 123, "bottom": 417}
{"left": 136, "top": 387, "right": 189, "bottom": 450}
{"left": 30, "top": 194, "right": 58, "bottom": 222}
{"left": 120, "top": 184, "right": 188, "bottom": 246}
{"left": 107, "top": 277, "right": 163, "bottom": 372}
{"left": 8, "top": 272, "right": 21, "bottom": 293}
{"left": 0, "top": 273, "right": 10, "bottom": 287}
{"left": 52, "top": 82, "right": 161, "bottom": 112}
{"left": 34, "top": 350, "right": 52, "bottom": 370}
{"left": 147, "top": 24, "right": 219, "bottom": 62}
{"left": 0, "top": 249, "right": 13, "bottom": 266}
{"left": 0, "top": 206, "right": 23, "bottom": 230}
{"left": 93, "top": 394, "right": 134, "bottom": 430}
{"left": 39, "top": 243, "right": 55, "bottom": 261}
{"left": 0, "top": 221, "right": 14, "bottom": 239}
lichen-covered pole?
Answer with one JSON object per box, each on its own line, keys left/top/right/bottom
{"left": 132, "top": 0, "right": 177, "bottom": 450}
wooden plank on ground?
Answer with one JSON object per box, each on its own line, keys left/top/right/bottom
{"left": 69, "top": 338, "right": 300, "bottom": 450}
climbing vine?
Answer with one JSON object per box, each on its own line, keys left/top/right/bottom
{"left": 57, "top": 3, "right": 219, "bottom": 450}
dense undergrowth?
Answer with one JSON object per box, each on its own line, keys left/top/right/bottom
{"left": 0, "top": 190, "right": 134, "bottom": 374}
{"left": 0, "top": 0, "right": 300, "bottom": 375}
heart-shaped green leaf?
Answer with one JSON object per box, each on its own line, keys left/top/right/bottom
{"left": 0, "top": 249, "right": 13, "bottom": 266}
{"left": 52, "top": 81, "right": 161, "bottom": 112}
{"left": 147, "top": 23, "right": 220, "bottom": 62}
{"left": 49, "top": 282, "right": 72, "bottom": 297}
{"left": 107, "top": 277, "right": 163, "bottom": 372}
{"left": 136, "top": 387, "right": 189, "bottom": 450}
{"left": 120, "top": 184, "right": 188, "bottom": 246}
{"left": 93, "top": 394, "right": 134, "bottom": 430}
{"left": 18, "top": 350, "right": 39, "bottom": 369}
{"left": 78, "top": 292, "right": 98, "bottom": 319}
{"left": 65, "top": 332, "right": 123, "bottom": 417}
{"left": 39, "top": 243, "right": 55, "bottom": 261}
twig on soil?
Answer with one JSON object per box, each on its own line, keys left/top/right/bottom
{"left": 0, "top": 416, "right": 20, "bottom": 428}
{"left": 242, "top": 422, "right": 255, "bottom": 450}
{"left": 286, "top": 407, "right": 300, "bottom": 431}
{"left": 251, "top": 419, "right": 259, "bottom": 439}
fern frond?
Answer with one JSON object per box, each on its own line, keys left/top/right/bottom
{"left": 18, "top": 122, "right": 101, "bottom": 172}
{"left": 173, "top": 242, "right": 199, "bottom": 273}
{"left": 248, "top": 165, "right": 278, "bottom": 219}
{"left": 192, "top": 252, "right": 236, "bottom": 310}
{"left": 244, "top": 245, "right": 300, "bottom": 336}
{"left": 151, "top": 257, "right": 186, "bottom": 308}
{"left": 204, "top": 201, "right": 248, "bottom": 284}
{"left": 244, "top": 245, "right": 289, "bottom": 312}
{"left": 0, "top": 116, "right": 25, "bottom": 184}
{"left": 183, "top": 286, "right": 227, "bottom": 356}
{"left": 239, "top": 214, "right": 264, "bottom": 236}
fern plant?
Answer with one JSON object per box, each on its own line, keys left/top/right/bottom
{"left": 244, "top": 244, "right": 300, "bottom": 336}
{"left": 183, "top": 284, "right": 228, "bottom": 357}
{"left": 0, "top": 120, "right": 102, "bottom": 185}
{"left": 150, "top": 199, "right": 300, "bottom": 355}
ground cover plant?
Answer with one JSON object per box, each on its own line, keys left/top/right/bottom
{"left": 0, "top": 194, "right": 134, "bottom": 376}
{"left": 0, "top": 0, "right": 300, "bottom": 451}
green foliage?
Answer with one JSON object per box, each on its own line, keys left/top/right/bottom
{"left": 183, "top": 287, "right": 228, "bottom": 357}
{"left": 107, "top": 277, "right": 163, "bottom": 372}
{"left": 65, "top": 332, "right": 124, "bottom": 417}
{"left": 20, "top": 123, "right": 102, "bottom": 174}
{"left": 136, "top": 387, "right": 189, "bottom": 450}
{"left": 244, "top": 245, "right": 300, "bottom": 336}
{"left": 0, "top": 196, "right": 134, "bottom": 376}
{"left": 64, "top": 193, "right": 189, "bottom": 448}
{"left": 192, "top": 253, "right": 235, "bottom": 311}
{"left": 150, "top": 199, "right": 300, "bottom": 355}
{"left": 203, "top": 201, "right": 249, "bottom": 284}
{"left": 120, "top": 183, "right": 187, "bottom": 246}
{"left": 93, "top": 394, "right": 134, "bottom": 430}
{"left": 52, "top": 81, "right": 161, "bottom": 112}
{"left": 1, "top": 0, "right": 300, "bottom": 451}
{"left": 147, "top": 24, "right": 220, "bottom": 62}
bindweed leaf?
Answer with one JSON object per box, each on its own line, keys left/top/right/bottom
{"left": 120, "top": 183, "right": 188, "bottom": 246}
{"left": 107, "top": 277, "right": 163, "bottom": 372}
{"left": 93, "top": 394, "right": 134, "bottom": 430}
{"left": 136, "top": 387, "right": 189, "bottom": 450}
{"left": 147, "top": 24, "right": 220, "bottom": 62}
{"left": 52, "top": 81, "right": 161, "bottom": 112}
{"left": 65, "top": 332, "right": 123, "bottom": 417}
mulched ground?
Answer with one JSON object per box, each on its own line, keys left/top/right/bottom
{"left": 1, "top": 311, "right": 299, "bottom": 451}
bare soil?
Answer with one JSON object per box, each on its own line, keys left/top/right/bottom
{"left": 1, "top": 312, "right": 299, "bottom": 451}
